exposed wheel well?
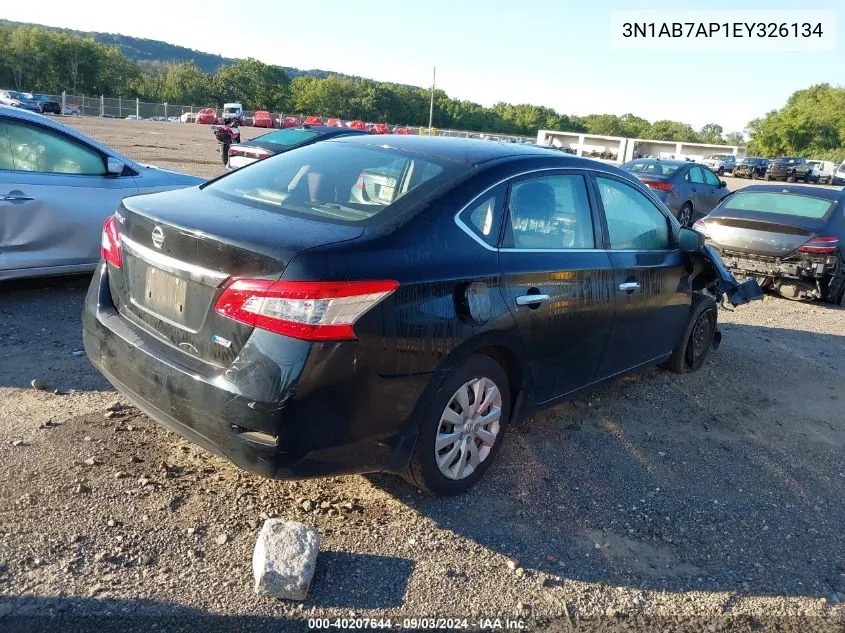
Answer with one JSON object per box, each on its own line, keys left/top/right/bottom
{"left": 475, "top": 345, "right": 524, "bottom": 418}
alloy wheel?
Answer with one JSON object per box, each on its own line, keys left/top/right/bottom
{"left": 434, "top": 377, "right": 502, "bottom": 480}
{"left": 678, "top": 205, "right": 692, "bottom": 227}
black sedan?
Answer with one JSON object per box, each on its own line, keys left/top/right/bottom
{"left": 694, "top": 185, "right": 844, "bottom": 303}
{"left": 225, "top": 125, "right": 366, "bottom": 170}
{"left": 620, "top": 158, "right": 729, "bottom": 227}
{"left": 28, "top": 93, "right": 62, "bottom": 114}
{"left": 83, "top": 136, "right": 759, "bottom": 495}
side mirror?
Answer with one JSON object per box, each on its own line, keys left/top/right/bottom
{"left": 106, "top": 157, "right": 125, "bottom": 176}
{"left": 719, "top": 180, "right": 727, "bottom": 188}
{"left": 678, "top": 226, "right": 704, "bottom": 253}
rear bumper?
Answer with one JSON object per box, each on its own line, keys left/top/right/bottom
{"left": 717, "top": 249, "right": 839, "bottom": 283}
{"left": 82, "top": 263, "right": 430, "bottom": 479}
{"left": 832, "top": 175, "right": 845, "bottom": 186}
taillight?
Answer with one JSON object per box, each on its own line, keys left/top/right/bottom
{"left": 642, "top": 180, "right": 674, "bottom": 192}
{"left": 798, "top": 236, "right": 839, "bottom": 254}
{"left": 354, "top": 172, "right": 365, "bottom": 190}
{"left": 101, "top": 215, "right": 122, "bottom": 268}
{"left": 214, "top": 279, "right": 399, "bottom": 341}
{"left": 692, "top": 220, "right": 709, "bottom": 238}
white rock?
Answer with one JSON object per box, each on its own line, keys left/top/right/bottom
{"left": 253, "top": 519, "right": 320, "bottom": 600}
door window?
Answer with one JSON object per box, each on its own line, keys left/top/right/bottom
{"left": 506, "top": 174, "right": 594, "bottom": 250}
{"left": 686, "top": 166, "right": 706, "bottom": 184}
{"left": 596, "top": 177, "right": 671, "bottom": 250}
{"left": 702, "top": 168, "right": 721, "bottom": 187}
{"left": 3, "top": 120, "right": 106, "bottom": 175}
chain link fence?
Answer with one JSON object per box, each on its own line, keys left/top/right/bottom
{"left": 47, "top": 92, "right": 534, "bottom": 143}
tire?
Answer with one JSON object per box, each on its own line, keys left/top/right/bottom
{"left": 664, "top": 294, "right": 718, "bottom": 374}
{"left": 677, "top": 202, "right": 693, "bottom": 228}
{"left": 404, "top": 354, "right": 511, "bottom": 496}
{"left": 787, "top": 172, "right": 796, "bottom": 183}
{"left": 821, "top": 259, "right": 845, "bottom": 305}
{"left": 717, "top": 167, "right": 725, "bottom": 176}
{"left": 764, "top": 173, "right": 771, "bottom": 181}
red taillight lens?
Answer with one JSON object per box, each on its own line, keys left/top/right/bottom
{"left": 214, "top": 279, "right": 399, "bottom": 341}
{"left": 692, "top": 220, "right": 709, "bottom": 238}
{"left": 101, "top": 215, "right": 122, "bottom": 268}
{"left": 642, "top": 180, "right": 674, "bottom": 192}
{"left": 798, "top": 236, "right": 839, "bottom": 254}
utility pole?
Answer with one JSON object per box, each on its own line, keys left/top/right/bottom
{"left": 428, "top": 66, "right": 436, "bottom": 134}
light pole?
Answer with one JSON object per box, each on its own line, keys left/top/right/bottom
{"left": 428, "top": 66, "right": 436, "bottom": 134}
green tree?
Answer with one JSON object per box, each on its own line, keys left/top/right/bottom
{"left": 213, "top": 58, "right": 289, "bottom": 110}
{"left": 699, "top": 123, "right": 724, "bottom": 144}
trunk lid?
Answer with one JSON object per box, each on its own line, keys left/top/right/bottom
{"left": 110, "top": 187, "right": 363, "bottom": 366}
{"left": 702, "top": 213, "right": 826, "bottom": 257}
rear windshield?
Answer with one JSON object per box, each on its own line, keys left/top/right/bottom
{"left": 206, "top": 140, "right": 458, "bottom": 223}
{"left": 254, "top": 128, "right": 318, "bottom": 147}
{"left": 723, "top": 191, "right": 836, "bottom": 219}
{"left": 623, "top": 161, "right": 680, "bottom": 176}
{"left": 775, "top": 157, "right": 800, "bottom": 164}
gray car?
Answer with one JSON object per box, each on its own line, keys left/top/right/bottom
{"left": 620, "top": 158, "right": 730, "bottom": 227}
{"left": 0, "top": 106, "right": 203, "bottom": 281}
{"left": 0, "top": 90, "right": 41, "bottom": 112}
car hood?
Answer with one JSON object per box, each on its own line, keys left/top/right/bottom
{"left": 134, "top": 164, "right": 205, "bottom": 189}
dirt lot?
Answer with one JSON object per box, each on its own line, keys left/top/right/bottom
{"left": 1, "top": 118, "right": 844, "bottom": 632}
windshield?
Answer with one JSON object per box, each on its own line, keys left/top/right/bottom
{"left": 224, "top": 107, "right": 240, "bottom": 113}
{"left": 622, "top": 160, "right": 680, "bottom": 176}
{"left": 775, "top": 157, "right": 799, "bottom": 164}
{"left": 7, "top": 91, "right": 24, "bottom": 99}
{"left": 741, "top": 158, "right": 762, "bottom": 165}
{"left": 723, "top": 191, "right": 835, "bottom": 219}
{"left": 30, "top": 94, "right": 49, "bottom": 101}
{"left": 206, "top": 141, "right": 459, "bottom": 223}
{"left": 706, "top": 154, "right": 729, "bottom": 160}
{"left": 254, "top": 128, "right": 318, "bottom": 147}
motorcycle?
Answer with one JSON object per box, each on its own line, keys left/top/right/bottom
{"left": 212, "top": 119, "right": 241, "bottom": 165}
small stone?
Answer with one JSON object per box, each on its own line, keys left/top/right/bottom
{"left": 248, "top": 519, "right": 260, "bottom": 529}
{"left": 73, "top": 483, "right": 91, "bottom": 495}
{"left": 301, "top": 500, "right": 315, "bottom": 512}
{"left": 138, "top": 477, "right": 150, "bottom": 487}
{"left": 107, "top": 519, "right": 116, "bottom": 528}
{"left": 126, "top": 425, "right": 134, "bottom": 431}
{"left": 187, "top": 527, "right": 196, "bottom": 536}
{"left": 106, "top": 401, "right": 122, "bottom": 412}
{"left": 113, "top": 471, "right": 127, "bottom": 479}
{"left": 83, "top": 436, "right": 92, "bottom": 442}
{"left": 31, "top": 379, "right": 45, "bottom": 390}
{"left": 216, "top": 534, "right": 228, "bottom": 546}
{"left": 253, "top": 519, "right": 320, "bottom": 600}
{"left": 140, "top": 555, "right": 153, "bottom": 566}
{"left": 11, "top": 439, "right": 26, "bottom": 447}
{"left": 84, "top": 457, "right": 97, "bottom": 466}
{"left": 319, "top": 501, "right": 331, "bottom": 510}
{"left": 71, "top": 350, "right": 85, "bottom": 357}
{"left": 129, "top": 455, "right": 143, "bottom": 464}
{"left": 515, "top": 567, "right": 525, "bottom": 578}
{"left": 506, "top": 558, "right": 519, "bottom": 571}
{"left": 605, "top": 607, "right": 619, "bottom": 618}
{"left": 104, "top": 411, "right": 118, "bottom": 419}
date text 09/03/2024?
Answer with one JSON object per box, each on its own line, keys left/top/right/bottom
{"left": 621, "top": 22, "right": 824, "bottom": 38}
{"left": 307, "top": 618, "right": 526, "bottom": 630}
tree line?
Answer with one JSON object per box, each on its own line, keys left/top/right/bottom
{"left": 5, "top": 21, "right": 838, "bottom": 156}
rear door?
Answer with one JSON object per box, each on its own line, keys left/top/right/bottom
{"left": 592, "top": 174, "right": 689, "bottom": 377}
{"left": 684, "top": 165, "right": 708, "bottom": 217}
{"left": 0, "top": 117, "right": 138, "bottom": 275}
{"left": 497, "top": 170, "right": 615, "bottom": 403}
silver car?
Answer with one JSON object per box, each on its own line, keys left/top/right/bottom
{"left": 0, "top": 106, "right": 203, "bottom": 281}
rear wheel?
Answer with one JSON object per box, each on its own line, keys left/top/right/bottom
{"left": 678, "top": 203, "right": 693, "bottom": 228}
{"left": 764, "top": 173, "right": 771, "bottom": 181}
{"left": 717, "top": 167, "right": 725, "bottom": 176}
{"left": 821, "top": 260, "right": 845, "bottom": 305}
{"left": 664, "top": 294, "right": 718, "bottom": 374}
{"left": 404, "top": 354, "right": 510, "bottom": 496}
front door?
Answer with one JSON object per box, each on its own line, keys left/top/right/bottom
{"left": 592, "top": 174, "right": 690, "bottom": 379}
{"left": 0, "top": 117, "right": 138, "bottom": 275}
{"left": 498, "top": 170, "right": 615, "bottom": 403}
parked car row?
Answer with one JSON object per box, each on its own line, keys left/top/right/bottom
{"left": 0, "top": 90, "right": 62, "bottom": 114}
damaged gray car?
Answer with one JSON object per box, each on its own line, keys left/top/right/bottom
{"left": 0, "top": 105, "right": 202, "bottom": 281}
{"left": 694, "top": 185, "right": 845, "bottom": 304}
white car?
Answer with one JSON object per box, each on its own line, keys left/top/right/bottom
{"left": 701, "top": 154, "right": 736, "bottom": 176}
{"left": 180, "top": 111, "right": 197, "bottom": 123}
{"left": 807, "top": 160, "right": 836, "bottom": 184}
{"left": 124, "top": 115, "right": 145, "bottom": 121}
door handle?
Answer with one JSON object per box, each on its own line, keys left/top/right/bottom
{"left": 1, "top": 194, "right": 35, "bottom": 202}
{"left": 515, "top": 293, "right": 551, "bottom": 306}
{"left": 618, "top": 282, "right": 641, "bottom": 292}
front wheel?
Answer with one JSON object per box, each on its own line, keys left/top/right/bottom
{"left": 677, "top": 203, "right": 693, "bottom": 228}
{"left": 717, "top": 167, "right": 725, "bottom": 176}
{"left": 404, "top": 354, "right": 511, "bottom": 496}
{"left": 664, "top": 294, "right": 718, "bottom": 374}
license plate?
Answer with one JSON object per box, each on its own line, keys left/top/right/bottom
{"left": 143, "top": 266, "right": 187, "bottom": 317}
{"left": 377, "top": 185, "right": 395, "bottom": 202}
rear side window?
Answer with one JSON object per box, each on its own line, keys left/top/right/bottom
{"left": 1, "top": 120, "right": 105, "bottom": 175}
{"left": 507, "top": 174, "right": 595, "bottom": 250}
{"left": 596, "top": 177, "right": 671, "bottom": 250}
{"left": 462, "top": 183, "right": 505, "bottom": 247}
{"left": 723, "top": 192, "right": 835, "bottom": 219}
{"left": 207, "top": 141, "right": 455, "bottom": 223}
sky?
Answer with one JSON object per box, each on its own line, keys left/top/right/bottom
{"left": 3, "top": 0, "right": 844, "bottom": 133}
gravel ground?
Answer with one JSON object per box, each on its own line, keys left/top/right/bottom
{"left": 1, "top": 118, "right": 844, "bottom": 632}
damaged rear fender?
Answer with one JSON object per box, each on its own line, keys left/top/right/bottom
{"left": 682, "top": 229, "right": 764, "bottom": 307}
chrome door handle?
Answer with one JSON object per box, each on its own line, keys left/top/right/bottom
{"left": 515, "top": 293, "right": 551, "bottom": 306}
{"left": 618, "top": 282, "right": 641, "bottom": 291}
{"left": 1, "top": 195, "right": 35, "bottom": 202}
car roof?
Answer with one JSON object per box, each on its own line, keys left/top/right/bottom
{"left": 325, "top": 134, "right": 577, "bottom": 166}
{"left": 733, "top": 184, "right": 844, "bottom": 200}
{"left": 625, "top": 158, "right": 690, "bottom": 167}
{"left": 0, "top": 104, "right": 140, "bottom": 169}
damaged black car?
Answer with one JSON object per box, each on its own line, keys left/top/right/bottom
{"left": 83, "top": 136, "right": 761, "bottom": 496}
{"left": 694, "top": 185, "right": 845, "bottom": 303}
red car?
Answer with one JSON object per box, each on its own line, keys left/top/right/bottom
{"left": 325, "top": 118, "right": 343, "bottom": 127}
{"left": 252, "top": 111, "right": 274, "bottom": 128}
{"left": 195, "top": 108, "right": 218, "bottom": 125}
{"left": 280, "top": 115, "right": 301, "bottom": 128}
{"left": 394, "top": 126, "right": 412, "bottom": 135}
{"left": 372, "top": 123, "right": 390, "bottom": 135}
{"left": 303, "top": 115, "right": 323, "bottom": 126}
{"left": 347, "top": 120, "right": 367, "bottom": 131}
